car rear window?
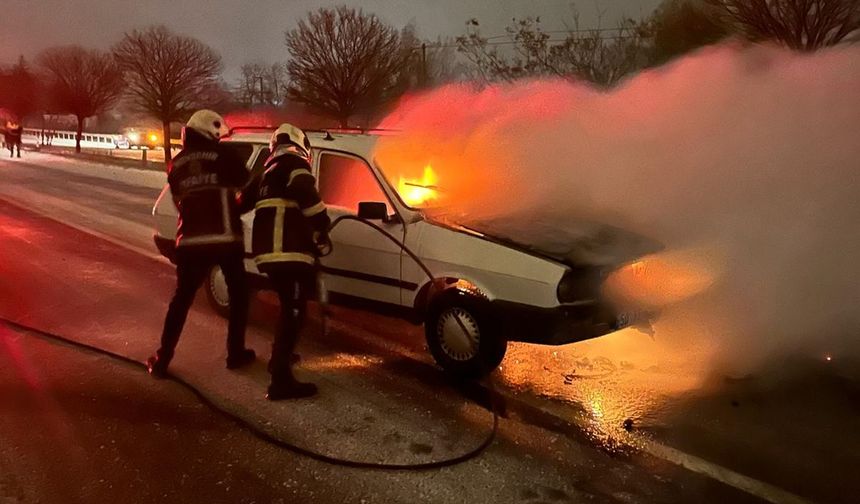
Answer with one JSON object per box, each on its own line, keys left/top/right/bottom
{"left": 221, "top": 142, "right": 255, "bottom": 169}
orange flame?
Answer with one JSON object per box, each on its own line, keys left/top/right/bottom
{"left": 398, "top": 165, "right": 439, "bottom": 207}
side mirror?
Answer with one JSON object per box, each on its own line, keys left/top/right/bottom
{"left": 357, "top": 201, "right": 388, "bottom": 221}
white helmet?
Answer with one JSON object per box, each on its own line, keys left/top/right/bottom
{"left": 184, "top": 109, "right": 229, "bottom": 143}
{"left": 269, "top": 123, "right": 311, "bottom": 159}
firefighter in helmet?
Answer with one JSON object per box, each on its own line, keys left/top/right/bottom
{"left": 147, "top": 110, "right": 256, "bottom": 377}
{"left": 252, "top": 123, "right": 331, "bottom": 400}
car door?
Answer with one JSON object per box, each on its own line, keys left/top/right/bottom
{"left": 239, "top": 144, "right": 269, "bottom": 275}
{"left": 315, "top": 151, "right": 405, "bottom": 305}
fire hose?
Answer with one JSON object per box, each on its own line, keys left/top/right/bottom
{"left": 1, "top": 215, "right": 500, "bottom": 471}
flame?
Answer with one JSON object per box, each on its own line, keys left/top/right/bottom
{"left": 398, "top": 164, "right": 439, "bottom": 207}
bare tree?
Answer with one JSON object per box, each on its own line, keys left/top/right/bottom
{"left": 396, "top": 25, "right": 465, "bottom": 89}
{"left": 38, "top": 46, "right": 124, "bottom": 153}
{"left": 285, "top": 6, "right": 407, "bottom": 127}
{"left": 420, "top": 40, "right": 465, "bottom": 86}
{"left": 649, "top": 0, "right": 729, "bottom": 64}
{"left": 457, "top": 15, "right": 652, "bottom": 87}
{"left": 113, "top": 26, "right": 222, "bottom": 161}
{"left": 235, "top": 62, "right": 287, "bottom": 108}
{"left": 236, "top": 65, "right": 259, "bottom": 109}
{"left": 0, "top": 57, "right": 40, "bottom": 121}
{"left": 708, "top": 0, "right": 860, "bottom": 50}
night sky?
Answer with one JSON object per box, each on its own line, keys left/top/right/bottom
{"left": 0, "top": 0, "right": 660, "bottom": 80}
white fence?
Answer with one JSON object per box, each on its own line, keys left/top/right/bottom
{"left": 21, "top": 128, "right": 127, "bottom": 150}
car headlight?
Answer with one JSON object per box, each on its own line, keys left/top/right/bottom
{"left": 557, "top": 268, "right": 602, "bottom": 303}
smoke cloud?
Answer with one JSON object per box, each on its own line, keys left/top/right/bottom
{"left": 376, "top": 43, "right": 860, "bottom": 373}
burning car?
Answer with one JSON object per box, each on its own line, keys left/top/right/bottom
{"left": 152, "top": 129, "right": 658, "bottom": 378}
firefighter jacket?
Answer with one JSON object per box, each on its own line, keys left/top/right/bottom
{"left": 168, "top": 129, "right": 250, "bottom": 248}
{"left": 252, "top": 147, "right": 330, "bottom": 268}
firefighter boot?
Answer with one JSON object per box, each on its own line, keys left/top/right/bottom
{"left": 266, "top": 379, "right": 318, "bottom": 401}
{"left": 226, "top": 348, "right": 256, "bottom": 370}
{"left": 146, "top": 355, "right": 169, "bottom": 379}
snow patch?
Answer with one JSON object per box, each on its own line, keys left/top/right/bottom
{"left": 19, "top": 151, "right": 166, "bottom": 190}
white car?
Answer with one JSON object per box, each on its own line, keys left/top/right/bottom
{"left": 153, "top": 129, "right": 656, "bottom": 377}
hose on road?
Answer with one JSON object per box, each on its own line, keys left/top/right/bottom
{"left": 1, "top": 215, "right": 501, "bottom": 471}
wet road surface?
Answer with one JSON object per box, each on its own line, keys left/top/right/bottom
{"left": 2, "top": 152, "right": 858, "bottom": 502}
{"left": 0, "top": 325, "right": 347, "bottom": 504}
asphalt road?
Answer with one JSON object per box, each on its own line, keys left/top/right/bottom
{"left": 0, "top": 324, "right": 350, "bottom": 504}
{"left": 1, "top": 152, "right": 858, "bottom": 503}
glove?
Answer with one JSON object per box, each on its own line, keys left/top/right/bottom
{"left": 313, "top": 231, "right": 333, "bottom": 257}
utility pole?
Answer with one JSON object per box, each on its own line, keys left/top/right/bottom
{"left": 259, "top": 76, "right": 265, "bottom": 106}
{"left": 421, "top": 42, "right": 427, "bottom": 87}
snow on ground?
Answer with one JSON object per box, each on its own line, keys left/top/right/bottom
{"left": 0, "top": 152, "right": 165, "bottom": 258}
{"left": 15, "top": 151, "right": 166, "bottom": 189}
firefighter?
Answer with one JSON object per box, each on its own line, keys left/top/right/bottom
{"left": 252, "top": 123, "right": 331, "bottom": 400}
{"left": 5, "top": 121, "right": 22, "bottom": 158}
{"left": 147, "top": 110, "right": 256, "bottom": 377}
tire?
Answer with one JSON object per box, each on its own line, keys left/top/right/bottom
{"left": 205, "top": 265, "right": 231, "bottom": 318}
{"left": 424, "top": 289, "right": 507, "bottom": 379}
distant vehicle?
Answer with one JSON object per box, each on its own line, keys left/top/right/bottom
{"left": 114, "top": 136, "right": 130, "bottom": 149}
{"left": 21, "top": 128, "right": 121, "bottom": 150}
{"left": 152, "top": 129, "right": 656, "bottom": 378}
{"left": 122, "top": 128, "right": 162, "bottom": 149}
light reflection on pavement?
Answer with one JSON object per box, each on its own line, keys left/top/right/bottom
{"left": 498, "top": 312, "right": 719, "bottom": 450}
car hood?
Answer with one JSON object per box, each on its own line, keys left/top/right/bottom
{"left": 428, "top": 214, "right": 664, "bottom": 268}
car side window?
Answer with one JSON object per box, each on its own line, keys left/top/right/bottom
{"left": 317, "top": 153, "right": 391, "bottom": 214}
{"left": 249, "top": 147, "right": 270, "bottom": 178}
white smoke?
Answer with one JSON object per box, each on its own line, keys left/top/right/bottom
{"left": 377, "top": 42, "right": 860, "bottom": 373}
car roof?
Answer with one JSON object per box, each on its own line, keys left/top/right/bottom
{"left": 223, "top": 130, "right": 381, "bottom": 160}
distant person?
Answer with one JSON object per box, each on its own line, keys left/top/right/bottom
{"left": 252, "top": 123, "right": 331, "bottom": 400}
{"left": 5, "top": 121, "right": 22, "bottom": 158}
{"left": 147, "top": 109, "right": 256, "bottom": 377}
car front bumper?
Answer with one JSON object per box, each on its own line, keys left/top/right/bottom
{"left": 490, "top": 299, "right": 642, "bottom": 346}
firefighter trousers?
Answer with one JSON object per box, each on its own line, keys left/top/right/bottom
{"left": 265, "top": 265, "right": 315, "bottom": 384}
{"left": 158, "top": 244, "right": 248, "bottom": 363}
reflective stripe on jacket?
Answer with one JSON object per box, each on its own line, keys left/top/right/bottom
{"left": 251, "top": 152, "right": 330, "bottom": 267}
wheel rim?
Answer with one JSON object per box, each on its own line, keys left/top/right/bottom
{"left": 436, "top": 307, "right": 480, "bottom": 362}
{"left": 209, "top": 266, "right": 230, "bottom": 307}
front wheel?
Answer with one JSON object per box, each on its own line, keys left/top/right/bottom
{"left": 425, "top": 290, "right": 507, "bottom": 380}
{"left": 205, "top": 265, "right": 230, "bottom": 318}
